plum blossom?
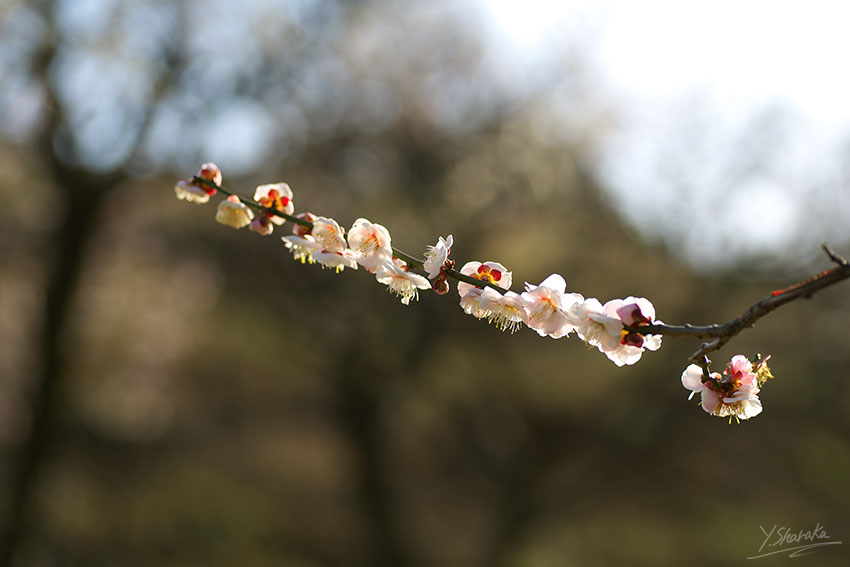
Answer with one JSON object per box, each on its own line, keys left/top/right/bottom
{"left": 174, "top": 162, "right": 222, "bottom": 204}
{"left": 313, "top": 249, "right": 358, "bottom": 272}
{"left": 250, "top": 218, "right": 274, "bottom": 236}
{"left": 521, "top": 274, "right": 583, "bottom": 339}
{"left": 174, "top": 179, "right": 209, "bottom": 204}
{"left": 250, "top": 183, "right": 294, "bottom": 235}
{"left": 456, "top": 261, "right": 513, "bottom": 321}
{"left": 479, "top": 288, "right": 528, "bottom": 333}
{"left": 282, "top": 235, "right": 321, "bottom": 264}
{"left": 215, "top": 195, "right": 254, "bottom": 229}
{"left": 375, "top": 259, "right": 431, "bottom": 305}
{"left": 681, "top": 355, "right": 765, "bottom": 421}
{"left": 280, "top": 214, "right": 355, "bottom": 272}
{"left": 459, "top": 287, "right": 488, "bottom": 319}
{"left": 570, "top": 296, "right": 662, "bottom": 366}
{"left": 456, "top": 261, "right": 512, "bottom": 297}
{"left": 347, "top": 218, "right": 393, "bottom": 272}
{"left": 311, "top": 217, "right": 347, "bottom": 252}
{"left": 423, "top": 235, "right": 453, "bottom": 279}
{"left": 281, "top": 212, "right": 320, "bottom": 263}
{"left": 570, "top": 298, "right": 618, "bottom": 346}
{"left": 198, "top": 162, "right": 223, "bottom": 185}
{"left": 292, "top": 212, "right": 317, "bottom": 236}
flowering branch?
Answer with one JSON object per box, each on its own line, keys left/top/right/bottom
{"left": 175, "top": 164, "right": 849, "bottom": 423}
{"left": 192, "top": 175, "right": 510, "bottom": 295}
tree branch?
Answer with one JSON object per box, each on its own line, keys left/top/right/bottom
{"left": 197, "top": 178, "right": 511, "bottom": 294}
{"left": 625, "top": 243, "right": 850, "bottom": 362}
{"left": 193, "top": 177, "right": 850, "bottom": 365}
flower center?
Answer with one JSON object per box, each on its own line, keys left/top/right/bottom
{"left": 199, "top": 165, "right": 219, "bottom": 182}
{"left": 583, "top": 319, "right": 607, "bottom": 344}
{"left": 488, "top": 305, "right": 524, "bottom": 333}
{"left": 358, "top": 232, "right": 380, "bottom": 254}
{"left": 476, "top": 265, "right": 501, "bottom": 284}
{"left": 259, "top": 189, "right": 290, "bottom": 210}
{"left": 620, "top": 330, "right": 645, "bottom": 347}
{"left": 530, "top": 298, "right": 556, "bottom": 322}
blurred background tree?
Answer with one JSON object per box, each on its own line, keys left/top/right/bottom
{"left": 1, "top": 0, "right": 849, "bottom": 565}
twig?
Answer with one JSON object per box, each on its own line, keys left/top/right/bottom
{"left": 625, "top": 243, "right": 850, "bottom": 362}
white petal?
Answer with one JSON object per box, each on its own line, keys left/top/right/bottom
{"left": 538, "top": 273, "right": 567, "bottom": 294}
{"left": 681, "top": 365, "right": 706, "bottom": 393}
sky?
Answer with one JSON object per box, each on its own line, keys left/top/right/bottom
{"left": 5, "top": 0, "right": 848, "bottom": 269}
{"left": 482, "top": 0, "right": 850, "bottom": 124}
{"left": 480, "top": 0, "right": 850, "bottom": 269}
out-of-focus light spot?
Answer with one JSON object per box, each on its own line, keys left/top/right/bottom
{"left": 203, "top": 100, "right": 275, "bottom": 175}
{"left": 482, "top": 0, "right": 850, "bottom": 267}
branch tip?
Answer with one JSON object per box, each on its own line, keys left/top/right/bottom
{"left": 821, "top": 242, "right": 848, "bottom": 267}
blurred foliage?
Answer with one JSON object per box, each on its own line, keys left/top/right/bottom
{"left": 1, "top": 0, "right": 849, "bottom": 566}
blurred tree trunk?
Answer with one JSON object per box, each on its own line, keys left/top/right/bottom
{"left": 0, "top": 9, "right": 114, "bottom": 561}
{"left": 1, "top": 0, "right": 175, "bottom": 562}
{"left": 0, "top": 173, "right": 112, "bottom": 566}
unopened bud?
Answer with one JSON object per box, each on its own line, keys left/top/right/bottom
{"left": 433, "top": 276, "right": 449, "bottom": 295}
{"left": 198, "top": 162, "right": 222, "bottom": 187}
{"left": 293, "top": 212, "right": 317, "bottom": 236}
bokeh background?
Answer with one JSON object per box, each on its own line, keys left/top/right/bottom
{"left": 2, "top": 0, "right": 850, "bottom": 565}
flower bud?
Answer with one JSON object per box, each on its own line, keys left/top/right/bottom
{"left": 432, "top": 276, "right": 450, "bottom": 295}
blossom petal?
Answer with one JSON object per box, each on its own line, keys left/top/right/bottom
{"left": 681, "top": 365, "right": 706, "bottom": 398}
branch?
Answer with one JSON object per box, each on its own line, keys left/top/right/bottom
{"left": 194, "top": 177, "right": 510, "bottom": 294}
{"left": 625, "top": 243, "right": 850, "bottom": 362}
{"left": 192, "top": 176, "right": 850, "bottom": 366}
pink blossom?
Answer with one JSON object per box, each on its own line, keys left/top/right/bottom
{"left": 250, "top": 183, "right": 294, "bottom": 235}
{"left": 174, "top": 179, "right": 210, "bottom": 204}
{"left": 423, "top": 235, "right": 453, "bottom": 279}
{"left": 311, "top": 217, "right": 347, "bottom": 253}
{"left": 456, "top": 261, "right": 512, "bottom": 322}
{"left": 249, "top": 215, "right": 275, "bottom": 236}
{"left": 215, "top": 195, "right": 253, "bottom": 229}
{"left": 521, "top": 274, "right": 583, "bottom": 339}
{"left": 347, "top": 218, "right": 393, "bottom": 272}
{"left": 174, "top": 162, "right": 222, "bottom": 204}
{"left": 459, "top": 287, "right": 488, "bottom": 319}
{"left": 681, "top": 356, "right": 763, "bottom": 421}
{"left": 570, "top": 296, "right": 662, "bottom": 366}
{"left": 291, "top": 212, "right": 317, "bottom": 236}
{"left": 456, "top": 261, "right": 512, "bottom": 297}
{"left": 281, "top": 213, "right": 322, "bottom": 263}
{"left": 282, "top": 235, "right": 321, "bottom": 264}
{"left": 727, "top": 354, "right": 754, "bottom": 379}
{"left": 479, "top": 288, "right": 528, "bottom": 333}
{"left": 313, "top": 249, "right": 358, "bottom": 273}
{"left": 198, "top": 162, "right": 223, "bottom": 187}
{"left": 375, "top": 259, "right": 431, "bottom": 305}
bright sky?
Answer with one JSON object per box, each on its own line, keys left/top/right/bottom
{"left": 480, "top": 0, "right": 850, "bottom": 268}
{"left": 46, "top": 0, "right": 846, "bottom": 267}
{"left": 600, "top": 1, "right": 850, "bottom": 124}
{"left": 483, "top": 0, "right": 850, "bottom": 122}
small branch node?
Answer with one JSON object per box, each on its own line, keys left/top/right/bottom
{"left": 822, "top": 242, "right": 848, "bottom": 266}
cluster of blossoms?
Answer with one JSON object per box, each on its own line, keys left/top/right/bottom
{"left": 174, "top": 163, "right": 222, "bottom": 204}
{"left": 175, "top": 163, "right": 775, "bottom": 422}
{"left": 453, "top": 265, "right": 661, "bottom": 367}
{"left": 681, "top": 354, "right": 773, "bottom": 422}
